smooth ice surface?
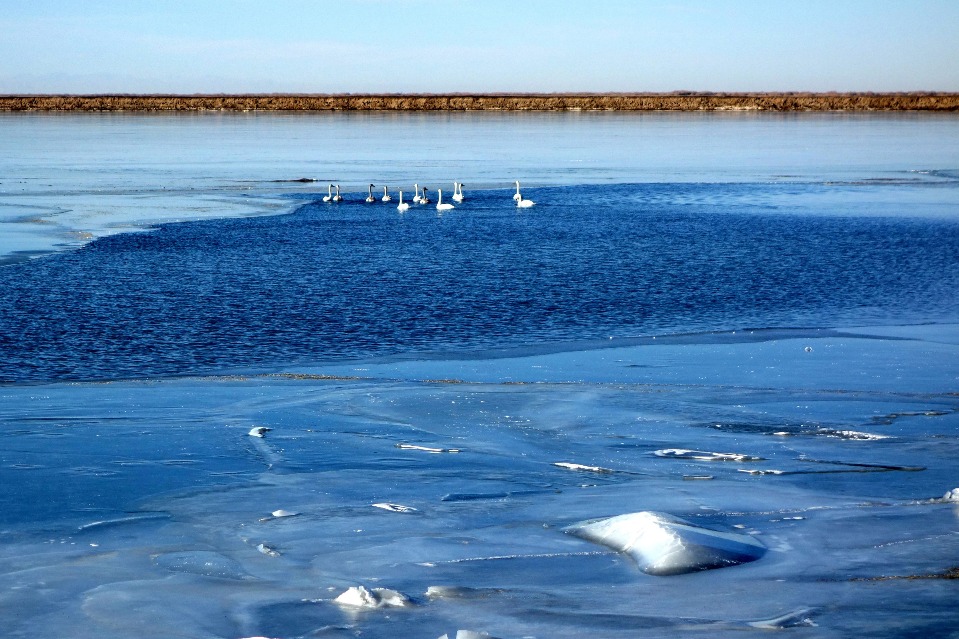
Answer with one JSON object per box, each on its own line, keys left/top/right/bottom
{"left": 565, "top": 511, "right": 767, "bottom": 575}
{"left": 1, "top": 113, "right": 958, "bottom": 638}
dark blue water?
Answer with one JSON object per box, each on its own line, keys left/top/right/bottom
{"left": 3, "top": 181, "right": 958, "bottom": 383}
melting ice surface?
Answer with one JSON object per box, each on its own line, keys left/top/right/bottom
{"left": 1, "top": 113, "right": 959, "bottom": 638}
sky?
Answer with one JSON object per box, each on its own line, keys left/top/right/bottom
{"left": 1, "top": 0, "right": 957, "bottom": 94}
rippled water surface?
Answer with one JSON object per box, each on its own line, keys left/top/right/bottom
{"left": 3, "top": 181, "right": 959, "bottom": 382}
{"left": 1, "top": 112, "right": 958, "bottom": 638}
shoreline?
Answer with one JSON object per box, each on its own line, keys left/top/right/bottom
{"left": 2, "top": 92, "right": 959, "bottom": 112}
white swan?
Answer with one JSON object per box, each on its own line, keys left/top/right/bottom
{"left": 420, "top": 187, "right": 430, "bottom": 204}
{"left": 365, "top": 184, "right": 376, "bottom": 203}
{"left": 412, "top": 183, "right": 422, "bottom": 203}
{"left": 515, "top": 182, "right": 534, "bottom": 207}
{"left": 452, "top": 182, "right": 464, "bottom": 203}
{"left": 436, "top": 189, "right": 454, "bottom": 211}
{"left": 333, "top": 184, "right": 343, "bottom": 202}
{"left": 397, "top": 190, "right": 409, "bottom": 212}
{"left": 381, "top": 186, "right": 392, "bottom": 202}
{"left": 323, "top": 184, "right": 333, "bottom": 202}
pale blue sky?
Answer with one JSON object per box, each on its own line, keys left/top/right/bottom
{"left": 2, "top": 0, "right": 957, "bottom": 93}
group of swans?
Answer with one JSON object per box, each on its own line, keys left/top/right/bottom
{"left": 323, "top": 181, "right": 533, "bottom": 210}
{"left": 322, "top": 184, "right": 343, "bottom": 202}
{"left": 408, "top": 183, "right": 457, "bottom": 212}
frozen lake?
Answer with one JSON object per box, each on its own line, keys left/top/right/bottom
{"left": 1, "top": 112, "right": 958, "bottom": 638}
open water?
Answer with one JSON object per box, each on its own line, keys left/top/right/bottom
{"left": 1, "top": 112, "right": 958, "bottom": 638}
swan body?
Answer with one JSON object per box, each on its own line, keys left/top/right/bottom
{"left": 436, "top": 189, "right": 454, "bottom": 211}
{"left": 365, "top": 184, "right": 376, "bottom": 203}
{"left": 323, "top": 184, "right": 333, "bottom": 202}
{"left": 381, "top": 186, "right": 392, "bottom": 202}
{"left": 419, "top": 187, "right": 430, "bottom": 204}
{"left": 397, "top": 190, "right": 409, "bottom": 212}
{"left": 452, "top": 182, "right": 464, "bottom": 203}
{"left": 412, "top": 184, "right": 422, "bottom": 203}
{"left": 332, "top": 184, "right": 343, "bottom": 202}
{"left": 514, "top": 181, "right": 534, "bottom": 207}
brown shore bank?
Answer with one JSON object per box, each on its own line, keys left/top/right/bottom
{"left": 1, "top": 92, "right": 958, "bottom": 112}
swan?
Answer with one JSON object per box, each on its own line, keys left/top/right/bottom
{"left": 452, "top": 182, "right": 464, "bottom": 203}
{"left": 420, "top": 187, "right": 431, "bottom": 204}
{"left": 381, "top": 186, "right": 392, "bottom": 202}
{"left": 333, "top": 184, "right": 343, "bottom": 202}
{"left": 436, "top": 189, "right": 455, "bottom": 211}
{"left": 323, "top": 184, "right": 333, "bottom": 202}
{"left": 515, "top": 182, "right": 534, "bottom": 207}
{"left": 365, "top": 184, "right": 376, "bottom": 203}
{"left": 397, "top": 190, "right": 409, "bottom": 212}
{"left": 412, "top": 183, "right": 422, "bottom": 203}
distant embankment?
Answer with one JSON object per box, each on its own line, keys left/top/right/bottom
{"left": 2, "top": 93, "right": 958, "bottom": 112}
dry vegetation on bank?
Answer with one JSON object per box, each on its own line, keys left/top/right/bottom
{"left": 1, "top": 93, "right": 957, "bottom": 112}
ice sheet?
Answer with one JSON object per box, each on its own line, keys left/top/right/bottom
{"left": 1, "top": 325, "right": 957, "bottom": 637}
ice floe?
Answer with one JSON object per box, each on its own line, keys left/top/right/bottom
{"left": 937, "top": 487, "right": 959, "bottom": 503}
{"left": 654, "top": 448, "right": 765, "bottom": 462}
{"left": 553, "top": 461, "right": 614, "bottom": 473}
{"left": 425, "top": 585, "right": 505, "bottom": 600}
{"left": 565, "top": 511, "right": 766, "bottom": 575}
{"left": 258, "top": 509, "right": 300, "bottom": 522}
{"left": 333, "top": 585, "right": 413, "bottom": 609}
{"left": 396, "top": 443, "right": 461, "bottom": 453}
{"left": 821, "top": 429, "right": 890, "bottom": 440}
{"left": 152, "top": 551, "right": 252, "bottom": 580}
{"left": 372, "top": 502, "right": 418, "bottom": 513}
{"left": 745, "top": 607, "right": 816, "bottom": 629}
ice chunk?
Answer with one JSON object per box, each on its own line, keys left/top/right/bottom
{"left": 565, "top": 511, "right": 766, "bottom": 576}
{"left": 738, "top": 469, "right": 786, "bottom": 475}
{"left": 152, "top": 551, "right": 252, "bottom": 580}
{"left": 438, "top": 631, "right": 499, "bottom": 639}
{"left": 822, "top": 429, "right": 890, "bottom": 440}
{"left": 654, "top": 449, "right": 764, "bottom": 462}
{"left": 334, "top": 585, "right": 412, "bottom": 609}
{"left": 941, "top": 488, "right": 959, "bottom": 502}
{"left": 426, "top": 586, "right": 504, "bottom": 600}
{"left": 553, "top": 462, "right": 614, "bottom": 473}
{"left": 746, "top": 607, "right": 816, "bottom": 628}
{"left": 396, "top": 443, "right": 460, "bottom": 453}
{"left": 372, "top": 502, "right": 418, "bottom": 513}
